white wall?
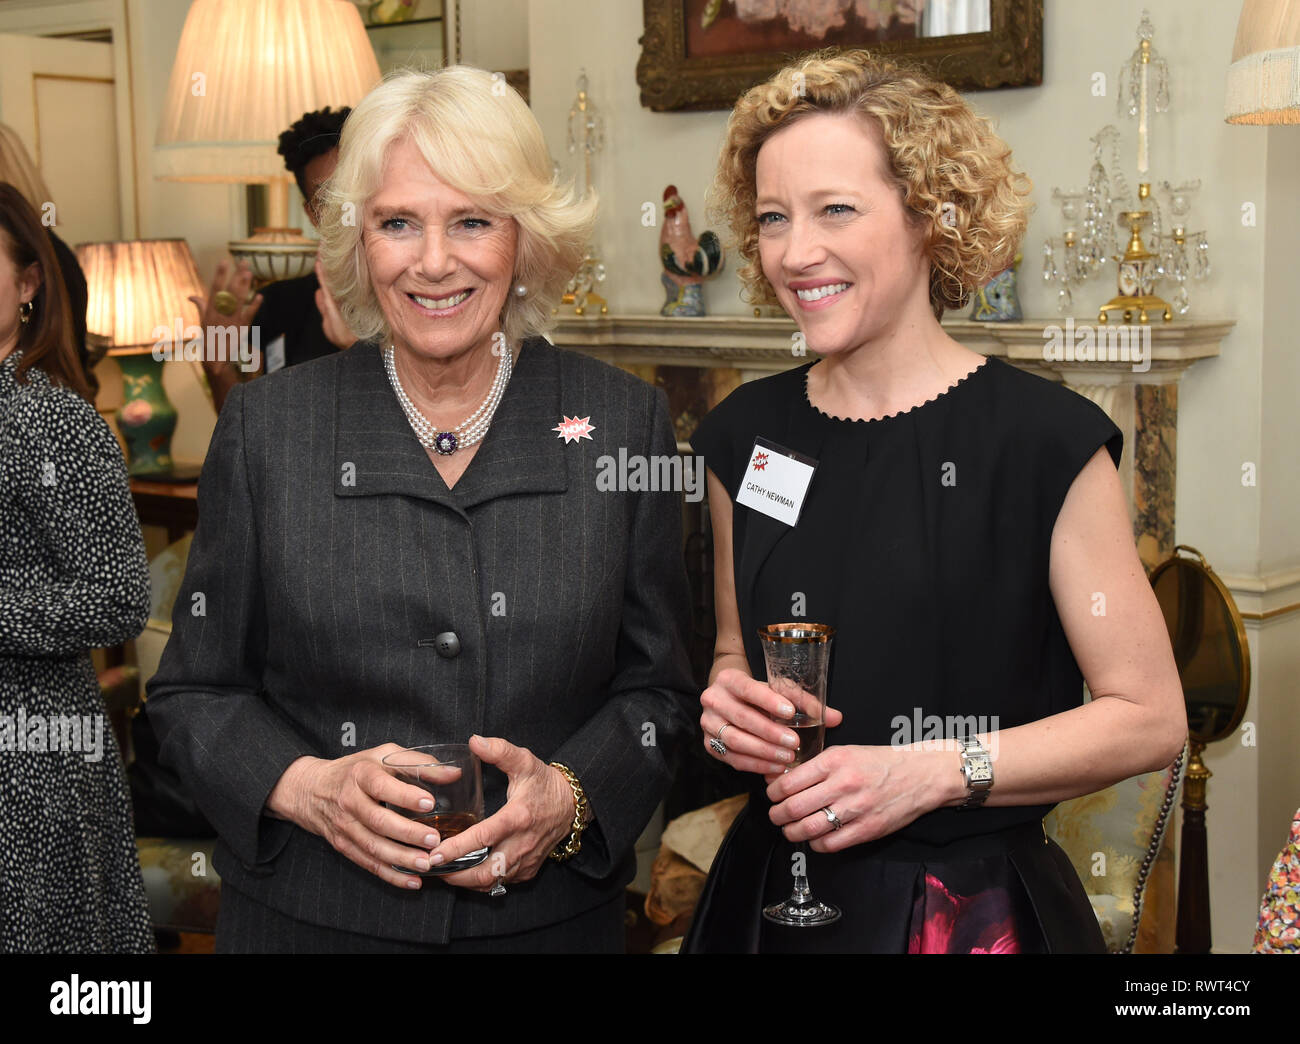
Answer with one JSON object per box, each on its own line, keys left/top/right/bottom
{"left": 457, "top": 0, "right": 528, "bottom": 70}
{"left": 1249, "top": 118, "right": 1300, "bottom": 946}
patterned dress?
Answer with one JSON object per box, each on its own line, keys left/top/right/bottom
{"left": 0, "top": 349, "right": 154, "bottom": 952}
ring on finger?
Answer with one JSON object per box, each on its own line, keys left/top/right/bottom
{"left": 213, "top": 290, "right": 239, "bottom": 316}
{"left": 821, "top": 806, "right": 843, "bottom": 831}
{"left": 709, "top": 722, "right": 732, "bottom": 757}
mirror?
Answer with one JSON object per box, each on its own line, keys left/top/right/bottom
{"left": 1150, "top": 545, "right": 1250, "bottom": 954}
{"left": 363, "top": 0, "right": 447, "bottom": 74}
{"left": 1150, "top": 545, "right": 1250, "bottom": 744}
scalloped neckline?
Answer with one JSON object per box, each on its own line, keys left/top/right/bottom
{"left": 802, "top": 356, "right": 993, "bottom": 425}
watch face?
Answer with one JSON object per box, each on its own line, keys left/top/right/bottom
{"left": 970, "top": 764, "right": 992, "bottom": 782}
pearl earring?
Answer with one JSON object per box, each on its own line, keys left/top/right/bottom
{"left": 513, "top": 282, "right": 527, "bottom": 298}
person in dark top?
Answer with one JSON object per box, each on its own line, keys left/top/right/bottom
{"left": 682, "top": 51, "right": 1187, "bottom": 953}
{"left": 196, "top": 107, "right": 358, "bottom": 413}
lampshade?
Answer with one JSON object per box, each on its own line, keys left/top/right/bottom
{"left": 1226, "top": 0, "right": 1300, "bottom": 124}
{"left": 154, "top": 0, "right": 381, "bottom": 182}
{"left": 76, "top": 240, "right": 204, "bottom": 353}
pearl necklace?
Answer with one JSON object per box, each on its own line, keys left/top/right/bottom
{"left": 383, "top": 343, "right": 512, "bottom": 455}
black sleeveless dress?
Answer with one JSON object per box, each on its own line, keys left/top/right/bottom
{"left": 683, "top": 356, "right": 1117, "bottom": 954}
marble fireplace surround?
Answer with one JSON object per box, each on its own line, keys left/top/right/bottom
{"left": 552, "top": 315, "right": 1236, "bottom": 573}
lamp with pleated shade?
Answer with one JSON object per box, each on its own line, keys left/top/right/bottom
{"left": 154, "top": 0, "right": 382, "bottom": 280}
{"left": 1226, "top": 0, "right": 1300, "bottom": 124}
{"left": 77, "top": 239, "right": 205, "bottom": 479}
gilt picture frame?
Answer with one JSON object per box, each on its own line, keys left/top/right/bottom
{"left": 637, "top": 0, "right": 1043, "bottom": 111}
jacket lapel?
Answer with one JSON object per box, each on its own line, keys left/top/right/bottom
{"left": 333, "top": 338, "right": 567, "bottom": 510}
{"left": 449, "top": 338, "right": 568, "bottom": 509}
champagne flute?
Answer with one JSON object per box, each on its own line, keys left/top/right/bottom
{"left": 758, "top": 622, "right": 840, "bottom": 927}
{"left": 381, "top": 743, "right": 490, "bottom": 875}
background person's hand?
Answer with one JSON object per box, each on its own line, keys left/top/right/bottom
{"left": 266, "top": 744, "right": 455, "bottom": 889}
{"left": 428, "top": 734, "right": 577, "bottom": 892}
{"left": 190, "top": 258, "right": 263, "bottom": 352}
{"left": 314, "top": 258, "right": 355, "bottom": 350}
{"left": 191, "top": 259, "right": 263, "bottom": 411}
{"left": 700, "top": 666, "right": 844, "bottom": 776}
{"left": 765, "top": 743, "right": 948, "bottom": 852}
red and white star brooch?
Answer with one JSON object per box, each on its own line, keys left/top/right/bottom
{"left": 553, "top": 415, "right": 595, "bottom": 444}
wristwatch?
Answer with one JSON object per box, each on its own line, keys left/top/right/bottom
{"left": 958, "top": 734, "right": 993, "bottom": 809}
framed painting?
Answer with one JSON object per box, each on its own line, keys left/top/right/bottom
{"left": 637, "top": 0, "right": 1043, "bottom": 111}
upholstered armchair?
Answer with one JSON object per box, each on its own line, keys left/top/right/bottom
{"left": 1044, "top": 747, "right": 1185, "bottom": 953}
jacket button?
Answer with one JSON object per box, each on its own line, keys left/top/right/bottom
{"left": 434, "top": 631, "right": 461, "bottom": 658}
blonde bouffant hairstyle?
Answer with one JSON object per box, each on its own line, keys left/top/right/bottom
{"left": 318, "top": 66, "right": 597, "bottom": 348}
{"left": 712, "top": 49, "right": 1032, "bottom": 319}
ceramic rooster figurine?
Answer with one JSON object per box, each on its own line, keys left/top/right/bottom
{"left": 659, "top": 185, "right": 724, "bottom": 316}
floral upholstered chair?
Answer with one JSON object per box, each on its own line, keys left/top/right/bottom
{"left": 1045, "top": 746, "right": 1185, "bottom": 953}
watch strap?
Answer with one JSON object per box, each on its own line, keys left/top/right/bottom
{"left": 958, "top": 735, "right": 993, "bottom": 810}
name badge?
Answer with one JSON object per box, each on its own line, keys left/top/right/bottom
{"left": 735, "top": 437, "right": 817, "bottom": 526}
{"left": 265, "top": 334, "right": 286, "bottom": 373}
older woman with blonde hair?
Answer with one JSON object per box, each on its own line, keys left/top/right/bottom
{"left": 147, "top": 66, "right": 695, "bottom": 953}
{"left": 684, "top": 49, "right": 1186, "bottom": 953}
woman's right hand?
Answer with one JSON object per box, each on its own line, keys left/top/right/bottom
{"left": 700, "top": 667, "right": 843, "bottom": 776}
{"left": 191, "top": 259, "right": 263, "bottom": 352}
{"left": 189, "top": 259, "right": 264, "bottom": 412}
{"left": 265, "top": 745, "right": 448, "bottom": 889}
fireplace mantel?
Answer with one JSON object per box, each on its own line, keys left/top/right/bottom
{"left": 551, "top": 314, "right": 1233, "bottom": 379}
{"left": 551, "top": 314, "right": 1235, "bottom": 570}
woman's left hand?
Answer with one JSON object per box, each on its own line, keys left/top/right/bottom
{"left": 766, "top": 745, "right": 951, "bottom": 853}
{"left": 431, "top": 734, "right": 577, "bottom": 891}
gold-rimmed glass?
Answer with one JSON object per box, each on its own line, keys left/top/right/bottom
{"left": 758, "top": 622, "right": 840, "bottom": 927}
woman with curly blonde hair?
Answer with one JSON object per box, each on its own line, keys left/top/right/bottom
{"left": 685, "top": 50, "right": 1185, "bottom": 953}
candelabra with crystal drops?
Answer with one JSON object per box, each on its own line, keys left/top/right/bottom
{"left": 558, "top": 69, "right": 608, "bottom": 316}
{"left": 1042, "top": 10, "right": 1211, "bottom": 322}
{"left": 1155, "top": 180, "right": 1211, "bottom": 316}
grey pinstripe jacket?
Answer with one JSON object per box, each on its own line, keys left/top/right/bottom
{"left": 146, "top": 338, "right": 696, "bottom": 945}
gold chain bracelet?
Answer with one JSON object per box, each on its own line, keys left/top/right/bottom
{"left": 548, "top": 762, "right": 589, "bottom": 862}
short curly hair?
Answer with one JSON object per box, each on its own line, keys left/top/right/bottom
{"left": 711, "top": 49, "right": 1032, "bottom": 319}
{"left": 317, "top": 67, "right": 596, "bottom": 349}
{"left": 277, "top": 107, "right": 351, "bottom": 200}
